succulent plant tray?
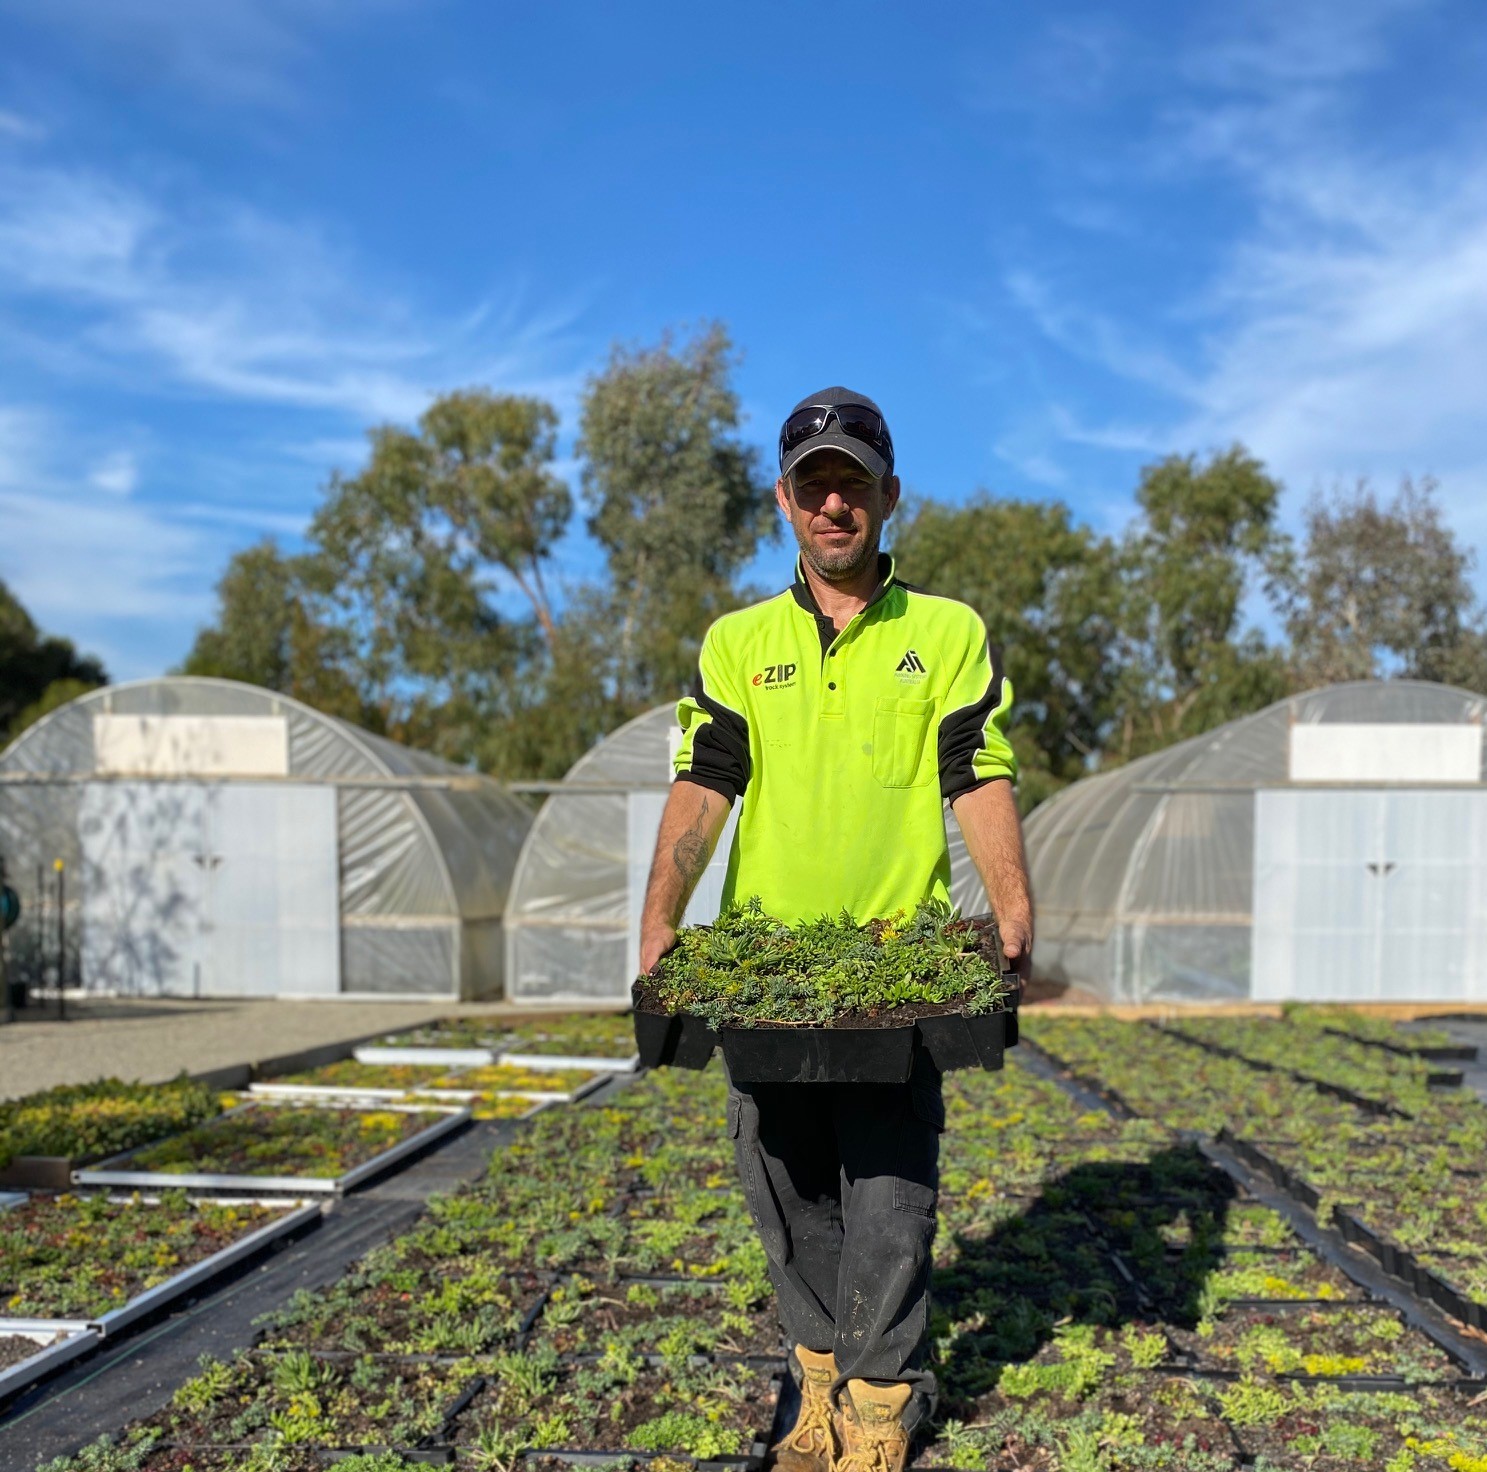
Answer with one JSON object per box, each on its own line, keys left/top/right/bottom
{"left": 0, "top": 1076, "right": 223, "bottom": 1190}
{"left": 447, "top": 1354, "right": 779, "bottom": 1467}
{"left": 411, "top": 1063, "right": 604, "bottom": 1105}
{"left": 0, "top": 1325, "right": 99, "bottom": 1402}
{"left": 375, "top": 1012, "right": 636, "bottom": 1055}
{"left": 525, "top": 1276, "right": 782, "bottom": 1359}
{"left": 635, "top": 899, "right": 1017, "bottom": 1083}
{"left": 73, "top": 1102, "right": 470, "bottom": 1195}
{"left": 139, "top": 1349, "right": 477, "bottom": 1455}
{"left": 0, "top": 1190, "right": 318, "bottom": 1334}
{"left": 259, "top": 1252, "right": 549, "bottom": 1359}
{"left": 498, "top": 1050, "right": 641, "bottom": 1074}
{"left": 251, "top": 1060, "right": 457, "bottom": 1101}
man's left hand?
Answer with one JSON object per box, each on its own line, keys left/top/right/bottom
{"left": 1000, "top": 919, "right": 1034, "bottom": 1001}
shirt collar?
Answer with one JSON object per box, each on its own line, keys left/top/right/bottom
{"left": 789, "top": 552, "right": 897, "bottom": 617}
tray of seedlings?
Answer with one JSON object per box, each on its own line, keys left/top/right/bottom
{"left": 1163, "top": 1015, "right": 1463, "bottom": 1115}
{"left": 72, "top": 1100, "right": 470, "bottom": 1196}
{"left": 1292, "top": 1005, "right": 1482, "bottom": 1062}
{"left": 250, "top": 1060, "right": 460, "bottom": 1102}
{"left": 0, "top": 1189, "right": 319, "bottom": 1337}
{"left": 0, "top": 1075, "right": 223, "bottom": 1191}
{"left": 1031, "top": 1015, "right": 1487, "bottom": 1364}
{"left": 134, "top": 1347, "right": 482, "bottom": 1465}
{"left": 444, "top": 1347, "right": 780, "bottom": 1470}
{"left": 409, "top": 1062, "right": 606, "bottom": 1106}
{"left": 633, "top": 898, "right": 1018, "bottom": 1083}
{"left": 352, "top": 1013, "right": 641, "bottom": 1073}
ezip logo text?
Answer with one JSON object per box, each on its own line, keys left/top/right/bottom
{"left": 751, "top": 662, "right": 798, "bottom": 687}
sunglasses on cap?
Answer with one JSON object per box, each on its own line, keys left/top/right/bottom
{"left": 778, "top": 403, "right": 894, "bottom": 471}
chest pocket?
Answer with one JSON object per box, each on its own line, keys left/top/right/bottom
{"left": 872, "top": 696, "right": 936, "bottom": 788}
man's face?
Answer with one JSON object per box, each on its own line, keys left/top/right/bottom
{"left": 776, "top": 449, "right": 900, "bottom": 582}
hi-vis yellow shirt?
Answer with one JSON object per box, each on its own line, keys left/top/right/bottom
{"left": 673, "top": 554, "right": 1015, "bottom": 925}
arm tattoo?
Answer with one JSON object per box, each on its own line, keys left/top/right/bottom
{"left": 672, "top": 795, "right": 712, "bottom": 889}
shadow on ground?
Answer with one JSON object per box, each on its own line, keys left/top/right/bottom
{"left": 930, "top": 1144, "right": 1236, "bottom": 1414}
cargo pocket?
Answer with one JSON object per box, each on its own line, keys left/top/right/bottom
{"left": 909, "top": 1081, "right": 946, "bottom": 1134}
{"left": 893, "top": 1176, "right": 938, "bottom": 1217}
{"left": 872, "top": 697, "right": 935, "bottom": 788}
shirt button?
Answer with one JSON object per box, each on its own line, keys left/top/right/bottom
{"left": 828, "top": 682, "right": 837, "bottom": 691}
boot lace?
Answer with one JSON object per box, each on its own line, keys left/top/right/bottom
{"left": 779, "top": 1393, "right": 834, "bottom": 1457}
{"left": 835, "top": 1442, "right": 899, "bottom": 1472}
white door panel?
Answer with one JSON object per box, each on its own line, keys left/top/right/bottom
{"left": 79, "top": 782, "right": 339, "bottom": 996}
{"left": 1254, "top": 789, "right": 1487, "bottom": 1001}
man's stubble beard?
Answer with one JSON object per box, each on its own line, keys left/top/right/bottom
{"left": 793, "top": 512, "right": 883, "bottom": 582}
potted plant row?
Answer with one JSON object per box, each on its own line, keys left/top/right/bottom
{"left": 632, "top": 899, "right": 1019, "bottom": 1083}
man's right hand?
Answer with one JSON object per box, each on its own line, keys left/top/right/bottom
{"left": 639, "top": 923, "right": 678, "bottom": 977}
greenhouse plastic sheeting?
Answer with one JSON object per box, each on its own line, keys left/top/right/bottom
{"left": 1023, "top": 680, "right": 1487, "bottom": 1003}
{"left": 0, "top": 678, "right": 533, "bottom": 1000}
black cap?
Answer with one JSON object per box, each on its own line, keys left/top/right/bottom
{"left": 779, "top": 386, "right": 892, "bottom": 480}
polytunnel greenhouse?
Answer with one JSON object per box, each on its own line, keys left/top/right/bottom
{"left": 1025, "top": 679, "right": 1487, "bottom": 1005}
{"left": 0, "top": 677, "right": 533, "bottom": 1000}
{"left": 505, "top": 703, "right": 992, "bottom": 1003}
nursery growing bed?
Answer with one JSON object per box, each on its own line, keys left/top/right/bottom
{"left": 258, "top": 1261, "right": 550, "bottom": 1357}
{"left": 447, "top": 1358, "right": 780, "bottom": 1469}
{"left": 525, "top": 1276, "right": 781, "bottom": 1358}
{"left": 0, "top": 1191, "right": 319, "bottom": 1334}
{"left": 73, "top": 1102, "right": 470, "bottom": 1195}
{"left": 411, "top": 1063, "right": 604, "bottom": 1102}
{"left": 140, "top": 1349, "right": 478, "bottom": 1456}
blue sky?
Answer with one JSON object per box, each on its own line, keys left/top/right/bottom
{"left": 2, "top": 0, "right": 1486, "bottom": 680}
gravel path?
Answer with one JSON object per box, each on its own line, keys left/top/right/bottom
{"left": 0, "top": 997, "right": 624, "bottom": 1098}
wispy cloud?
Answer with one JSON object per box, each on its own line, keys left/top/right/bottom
{"left": 0, "top": 405, "right": 211, "bottom": 676}
{"left": 0, "top": 161, "right": 588, "bottom": 423}
{"left": 1000, "top": 1, "right": 1487, "bottom": 554}
{"left": 0, "top": 109, "right": 46, "bottom": 141}
{"left": 0, "top": 0, "right": 394, "bottom": 111}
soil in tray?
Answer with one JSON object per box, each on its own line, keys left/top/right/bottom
{"left": 527, "top": 1276, "right": 781, "bottom": 1358}
{"left": 120, "top": 1104, "right": 449, "bottom": 1179}
{"left": 1171, "top": 1304, "right": 1461, "bottom": 1382}
{"left": 142, "top": 1349, "right": 472, "bottom": 1451}
{"left": 0, "top": 1191, "right": 285, "bottom": 1320}
{"left": 1228, "top": 1383, "right": 1487, "bottom": 1471}
{"left": 0, "top": 1331, "right": 55, "bottom": 1370}
{"left": 449, "top": 1353, "right": 776, "bottom": 1461}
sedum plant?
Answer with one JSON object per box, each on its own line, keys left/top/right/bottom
{"left": 645, "top": 897, "right": 1008, "bottom": 1028}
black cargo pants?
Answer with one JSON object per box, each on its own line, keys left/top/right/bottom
{"left": 726, "top": 1052, "right": 942, "bottom": 1430}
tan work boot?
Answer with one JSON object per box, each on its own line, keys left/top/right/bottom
{"left": 771, "top": 1346, "right": 838, "bottom": 1472}
{"left": 836, "top": 1379, "right": 913, "bottom": 1472}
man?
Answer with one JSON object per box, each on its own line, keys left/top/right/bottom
{"left": 638, "top": 387, "right": 1033, "bottom": 1472}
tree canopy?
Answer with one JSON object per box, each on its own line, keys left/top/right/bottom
{"left": 157, "top": 328, "right": 1487, "bottom": 807}
{"left": 0, "top": 581, "right": 107, "bottom": 744}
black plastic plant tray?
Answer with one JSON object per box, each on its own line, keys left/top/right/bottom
{"left": 632, "top": 1005, "right": 720, "bottom": 1071}
{"left": 1330, "top": 1209, "right": 1487, "bottom": 1334}
{"left": 721, "top": 1001, "right": 1018, "bottom": 1085}
{"left": 1324, "top": 1026, "right": 1479, "bottom": 1063}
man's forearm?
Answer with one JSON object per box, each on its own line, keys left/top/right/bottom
{"left": 640, "top": 780, "right": 732, "bottom": 937}
{"left": 950, "top": 778, "right": 1034, "bottom": 964}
